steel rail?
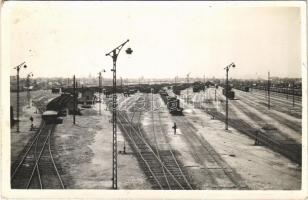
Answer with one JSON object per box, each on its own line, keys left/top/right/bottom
{"left": 34, "top": 132, "right": 43, "bottom": 189}
{"left": 149, "top": 94, "right": 171, "bottom": 189}
{"left": 11, "top": 121, "right": 46, "bottom": 179}
{"left": 119, "top": 109, "right": 185, "bottom": 189}
{"left": 133, "top": 108, "right": 185, "bottom": 189}
{"left": 114, "top": 94, "right": 187, "bottom": 189}
{"left": 184, "top": 91, "right": 245, "bottom": 189}
{"left": 26, "top": 129, "right": 52, "bottom": 188}
{"left": 117, "top": 110, "right": 163, "bottom": 189}
{"left": 48, "top": 135, "right": 65, "bottom": 189}
{"left": 155, "top": 96, "right": 193, "bottom": 190}
{"left": 173, "top": 117, "right": 221, "bottom": 189}
{"left": 187, "top": 120, "right": 244, "bottom": 189}
{"left": 205, "top": 89, "right": 301, "bottom": 162}
{"left": 238, "top": 89, "right": 302, "bottom": 107}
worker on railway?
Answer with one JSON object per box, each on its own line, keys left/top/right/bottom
{"left": 123, "top": 141, "right": 126, "bottom": 154}
{"left": 172, "top": 122, "right": 177, "bottom": 135}
{"left": 30, "top": 116, "right": 34, "bottom": 130}
{"left": 255, "top": 131, "right": 260, "bottom": 145}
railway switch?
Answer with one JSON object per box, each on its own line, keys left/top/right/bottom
{"left": 172, "top": 122, "right": 177, "bottom": 135}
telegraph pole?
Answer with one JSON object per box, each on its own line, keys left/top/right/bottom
{"left": 26, "top": 72, "right": 33, "bottom": 108}
{"left": 98, "top": 72, "right": 102, "bottom": 115}
{"left": 215, "top": 89, "right": 217, "bottom": 101}
{"left": 268, "top": 71, "right": 270, "bottom": 110}
{"left": 292, "top": 81, "right": 295, "bottom": 107}
{"left": 138, "top": 78, "right": 141, "bottom": 89}
{"left": 203, "top": 74, "right": 205, "bottom": 84}
{"left": 224, "top": 63, "right": 236, "bottom": 130}
{"left": 105, "top": 39, "right": 131, "bottom": 189}
{"left": 73, "top": 75, "right": 76, "bottom": 124}
{"left": 14, "top": 62, "right": 27, "bottom": 132}
{"left": 186, "top": 73, "right": 191, "bottom": 103}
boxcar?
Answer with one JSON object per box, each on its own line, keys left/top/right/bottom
{"left": 42, "top": 110, "right": 62, "bottom": 124}
{"left": 222, "top": 89, "right": 235, "bottom": 99}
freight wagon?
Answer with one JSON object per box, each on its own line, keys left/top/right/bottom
{"left": 222, "top": 88, "right": 235, "bottom": 99}
{"left": 233, "top": 85, "right": 250, "bottom": 92}
{"left": 159, "top": 90, "right": 183, "bottom": 115}
{"left": 42, "top": 110, "right": 63, "bottom": 124}
{"left": 192, "top": 81, "right": 205, "bottom": 92}
{"left": 172, "top": 84, "right": 190, "bottom": 95}
{"left": 252, "top": 86, "right": 302, "bottom": 96}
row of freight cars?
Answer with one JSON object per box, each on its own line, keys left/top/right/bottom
{"left": 42, "top": 93, "right": 78, "bottom": 124}
{"left": 172, "top": 84, "right": 190, "bottom": 95}
{"left": 173, "top": 81, "right": 216, "bottom": 94}
{"left": 193, "top": 83, "right": 205, "bottom": 92}
{"left": 232, "top": 85, "right": 250, "bottom": 92}
{"left": 159, "top": 89, "right": 183, "bottom": 115}
{"left": 252, "top": 86, "right": 302, "bottom": 96}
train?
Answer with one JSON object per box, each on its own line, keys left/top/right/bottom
{"left": 159, "top": 90, "right": 183, "bottom": 115}
{"left": 233, "top": 85, "right": 250, "bottom": 92}
{"left": 172, "top": 84, "right": 190, "bottom": 95}
{"left": 222, "top": 88, "right": 235, "bottom": 99}
{"left": 42, "top": 110, "right": 63, "bottom": 124}
{"left": 192, "top": 82, "right": 205, "bottom": 92}
{"left": 42, "top": 93, "right": 78, "bottom": 124}
{"left": 252, "top": 86, "right": 302, "bottom": 96}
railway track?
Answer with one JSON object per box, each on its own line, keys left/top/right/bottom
{"left": 249, "top": 88, "right": 302, "bottom": 105}
{"left": 251, "top": 87, "right": 302, "bottom": 99}
{"left": 213, "top": 88, "right": 301, "bottom": 133}
{"left": 231, "top": 90, "right": 302, "bottom": 135}
{"left": 11, "top": 99, "right": 64, "bottom": 189}
{"left": 237, "top": 89, "right": 302, "bottom": 118}
{"left": 170, "top": 113, "right": 248, "bottom": 189}
{"left": 149, "top": 94, "right": 193, "bottom": 189}
{"left": 11, "top": 122, "right": 64, "bottom": 189}
{"left": 190, "top": 89, "right": 301, "bottom": 164}
{"left": 117, "top": 95, "right": 193, "bottom": 189}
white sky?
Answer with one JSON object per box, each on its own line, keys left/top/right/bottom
{"left": 4, "top": 1, "right": 303, "bottom": 79}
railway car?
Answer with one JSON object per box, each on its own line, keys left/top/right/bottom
{"left": 222, "top": 88, "right": 235, "bottom": 99}
{"left": 42, "top": 110, "right": 63, "bottom": 124}
{"left": 236, "top": 85, "right": 249, "bottom": 92}
{"left": 129, "top": 89, "right": 137, "bottom": 94}
{"left": 192, "top": 81, "right": 205, "bottom": 92}
{"left": 172, "top": 84, "right": 190, "bottom": 95}
{"left": 46, "top": 93, "right": 73, "bottom": 111}
{"left": 160, "top": 93, "right": 183, "bottom": 115}
{"left": 243, "top": 86, "right": 250, "bottom": 92}
{"left": 51, "top": 88, "right": 61, "bottom": 94}
{"left": 166, "top": 97, "right": 183, "bottom": 115}
{"left": 193, "top": 85, "right": 201, "bottom": 92}
{"left": 159, "top": 89, "right": 168, "bottom": 96}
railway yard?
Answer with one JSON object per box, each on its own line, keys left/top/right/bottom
{"left": 3, "top": 2, "right": 306, "bottom": 196}
{"left": 9, "top": 83, "right": 303, "bottom": 190}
